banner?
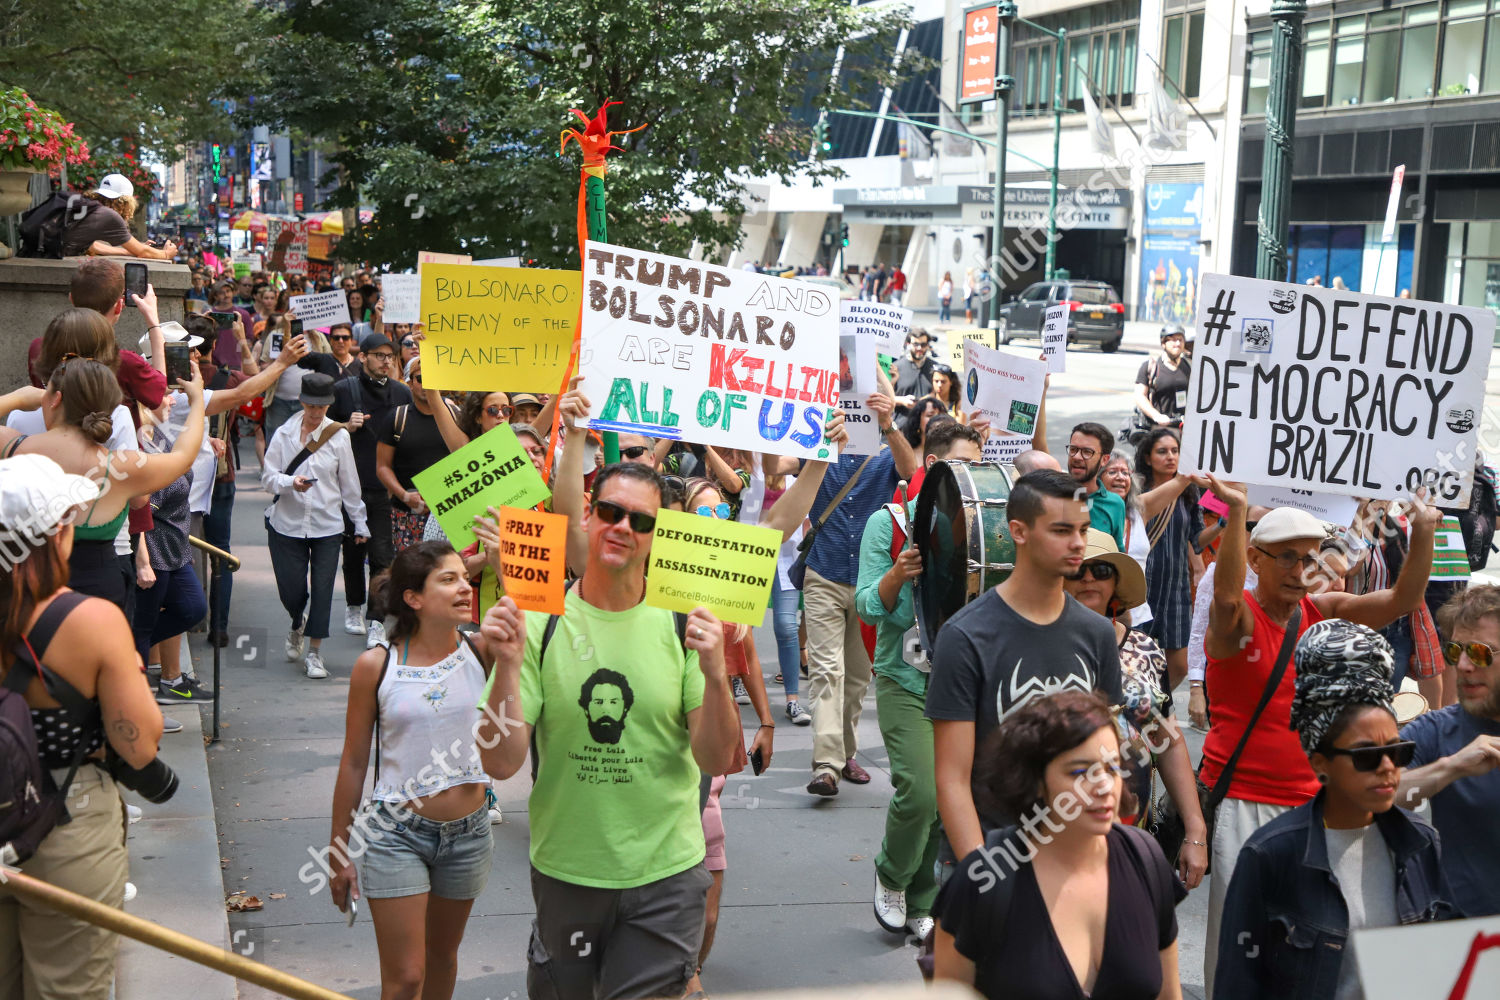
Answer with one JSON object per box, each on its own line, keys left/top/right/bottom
{"left": 1042, "top": 302, "right": 1068, "bottom": 373}
{"left": 645, "top": 509, "right": 780, "bottom": 625}
{"left": 287, "top": 289, "right": 352, "bottom": 328}
{"left": 1245, "top": 485, "right": 1360, "bottom": 527}
{"left": 411, "top": 425, "right": 551, "bottom": 549}
{"left": 960, "top": 5, "right": 999, "bottom": 104}
{"left": 578, "top": 240, "right": 840, "bottom": 461}
{"left": 841, "top": 300, "right": 911, "bottom": 355}
{"left": 381, "top": 273, "right": 421, "bottom": 324}
{"left": 838, "top": 334, "right": 882, "bottom": 455}
{"left": 963, "top": 341, "right": 1046, "bottom": 442}
{"left": 418, "top": 262, "right": 578, "bottom": 391}
{"left": 1183, "top": 274, "right": 1495, "bottom": 505}
{"left": 494, "top": 506, "right": 568, "bottom": 613}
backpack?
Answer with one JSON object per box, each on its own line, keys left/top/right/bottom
{"left": 1449, "top": 458, "right": 1500, "bottom": 572}
{"left": 389, "top": 399, "right": 461, "bottom": 445}
{"left": 0, "top": 592, "right": 95, "bottom": 866}
{"left": 17, "top": 191, "right": 99, "bottom": 259}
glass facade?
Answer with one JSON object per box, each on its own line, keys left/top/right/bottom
{"left": 1162, "top": 7, "right": 1205, "bottom": 100}
{"left": 1446, "top": 222, "right": 1500, "bottom": 323}
{"left": 1012, "top": 1, "right": 1138, "bottom": 118}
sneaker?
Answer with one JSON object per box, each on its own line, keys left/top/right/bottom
{"left": 156, "top": 675, "right": 215, "bottom": 704}
{"left": 160, "top": 714, "right": 183, "bottom": 735}
{"left": 731, "top": 677, "right": 751, "bottom": 705}
{"left": 126, "top": 803, "right": 143, "bottom": 824}
{"left": 786, "top": 700, "right": 811, "bottom": 726}
{"left": 366, "top": 619, "right": 387, "bottom": 650}
{"left": 488, "top": 807, "right": 503, "bottom": 825}
{"left": 909, "top": 916, "right": 934, "bottom": 940}
{"left": 285, "top": 622, "right": 305, "bottom": 661}
{"left": 874, "top": 873, "right": 907, "bottom": 933}
{"left": 344, "top": 605, "right": 367, "bottom": 636}
{"left": 304, "top": 651, "right": 328, "bottom": 679}
{"left": 123, "top": 882, "right": 137, "bottom": 903}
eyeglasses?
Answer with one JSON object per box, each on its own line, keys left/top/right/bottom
{"left": 621, "top": 445, "right": 650, "bottom": 459}
{"left": 591, "top": 499, "right": 657, "bottom": 534}
{"left": 1066, "top": 445, "right": 1098, "bottom": 460}
{"left": 400, "top": 340, "right": 416, "bottom": 349}
{"left": 1253, "top": 545, "right": 1319, "bottom": 571}
{"left": 485, "top": 404, "right": 514, "bottom": 419}
{"left": 1443, "top": 640, "right": 1497, "bottom": 668}
{"left": 1321, "top": 740, "right": 1417, "bottom": 772}
{"left": 696, "top": 502, "right": 732, "bottom": 519}
{"left": 1064, "top": 561, "right": 1117, "bottom": 582}
{"left": 367, "top": 352, "right": 395, "bottom": 362}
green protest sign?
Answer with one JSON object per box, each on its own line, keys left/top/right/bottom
{"left": 412, "top": 424, "right": 551, "bottom": 549}
{"left": 645, "top": 509, "right": 780, "bottom": 625}
{"left": 1431, "top": 515, "right": 1472, "bottom": 581}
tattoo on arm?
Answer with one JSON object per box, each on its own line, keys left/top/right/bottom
{"left": 110, "top": 715, "right": 140, "bottom": 748}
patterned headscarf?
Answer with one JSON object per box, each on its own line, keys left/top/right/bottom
{"left": 1289, "top": 618, "right": 1396, "bottom": 756}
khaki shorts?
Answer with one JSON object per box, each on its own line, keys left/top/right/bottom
{"left": 0, "top": 765, "right": 129, "bottom": 1000}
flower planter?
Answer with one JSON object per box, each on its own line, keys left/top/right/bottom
{"left": 0, "top": 168, "right": 37, "bottom": 216}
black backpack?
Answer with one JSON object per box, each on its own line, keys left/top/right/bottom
{"left": 17, "top": 191, "right": 99, "bottom": 259}
{"left": 1453, "top": 458, "right": 1500, "bottom": 572}
{"left": 0, "top": 592, "right": 95, "bottom": 866}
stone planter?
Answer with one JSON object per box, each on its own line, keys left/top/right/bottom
{"left": 0, "top": 168, "right": 38, "bottom": 216}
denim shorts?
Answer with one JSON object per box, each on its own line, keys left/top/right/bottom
{"left": 360, "top": 800, "right": 493, "bottom": 900}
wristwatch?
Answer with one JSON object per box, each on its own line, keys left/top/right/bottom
{"left": 880, "top": 424, "right": 898, "bottom": 435}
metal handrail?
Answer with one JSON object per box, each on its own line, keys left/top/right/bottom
{"left": 188, "top": 534, "right": 241, "bottom": 572}
{"left": 188, "top": 535, "right": 236, "bottom": 742}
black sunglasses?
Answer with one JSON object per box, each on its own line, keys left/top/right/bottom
{"left": 1443, "top": 640, "right": 1497, "bottom": 668}
{"left": 621, "top": 445, "right": 650, "bottom": 459}
{"left": 591, "top": 499, "right": 656, "bottom": 534}
{"left": 1064, "top": 561, "right": 1117, "bottom": 582}
{"left": 485, "top": 404, "right": 514, "bottom": 419}
{"left": 1322, "top": 740, "right": 1417, "bottom": 772}
{"left": 328, "top": 334, "right": 352, "bottom": 341}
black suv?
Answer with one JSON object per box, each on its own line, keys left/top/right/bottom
{"left": 996, "top": 280, "right": 1126, "bottom": 352}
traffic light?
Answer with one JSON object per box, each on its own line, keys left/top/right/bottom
{"left": 813, "top": 119, "right": 832, "bottom": 156}
{"left": 211, "top": 143, "right": 222, "bottom": 182}
{"left": 840, "top": 223, "right": 849, "bottom": 248}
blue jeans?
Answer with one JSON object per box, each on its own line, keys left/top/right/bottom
{"left": 939, "top": 299, "right": 951, "bottom": 322}
{"left": 771, "top": 576, "right": 800, "bottom": 698}
{"left": 202, "top": 479, "right": 236, "bottom": 631}
{"left": 1384, "top": 615, "right": 1414, "bottom": 688}
{"left": 132, "top": 563, "right": 208, "bottom": 667}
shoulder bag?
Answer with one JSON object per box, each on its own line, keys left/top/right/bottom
{"left": 786, "top": 455, "right": 875, "bottom": 590}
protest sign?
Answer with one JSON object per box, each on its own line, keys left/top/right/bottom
{"left": 982, "top": 432, "right": 1033, "bottom": 465}
{"left": 287, "top": 289, "right": 352, "bottom": 328}
{"left": 418, "top": 262, "right": 579, "bottom": 391}
{"left": 1354, "top": 915, "right": 1500, "bottom": 1000}
{"left": 285, "top": 222, "right": 309, "bottom": 275}
{"left": 947, "top": 328, "right": 993, "bottom": 370}
{"left": 577, "top": 240, "right": 840, "bottom": 461}
{"left": 645, "top": 509, "right": 780, "bottom": 625}
{"left": 963, "top": 341, "right": 1047, "bottom": 441}
{"left": 841, "top": 300, "right": 912, "bottom": 355}
{"left": 1042, "top": 303, "right": 1068, "bottom": 373}
{"left": 1182, "top": 274, "right": 1495, "bottom": 505}
{"left": 382, "top": 273, "right": 421, "bottom": 324}
{"left": 479, "top": 567, "right": 503, "bottom": 620}
{"left": 494, "top": 506, "right": 568, "bottom": 613}
{"left": 1245, "top": 485, "right": 1360, "bottom": 526}
{"left": 418, "top": 251, "right": 472, "bottom": 265}
{"left": 474, "top": 256, "right": 522, "bottom": 268}
{"left": 231, "top": 251, "right": 262, "bottom": 278}
{"left": 838, "top": 335, "right": 882, "bottom": 455}
{"left": 1432, "top": 514, "right": 1472, "bottom": 581}
{"left": 1199, "top": 490, "right": 1229, "bottom": 518}
{"left": 411, "top": 424, "right": 551, "bottom": 549}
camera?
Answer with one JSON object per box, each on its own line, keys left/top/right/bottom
{"left": 106, "top": 748, "right": 179, "bottom": 804}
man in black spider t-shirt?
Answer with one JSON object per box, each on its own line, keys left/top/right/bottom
{"left": 926, "top": 470, "right": 1123, "bottom": 862}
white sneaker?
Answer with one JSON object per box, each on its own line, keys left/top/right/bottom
{"left": 123, "top": 882, "right": 137, "bottom": 903}
{"left": 874, "top": 873, "right": 907, "bottom": 933}
{"left": 366, "top": 619, "right": 386, "bottom": 650}
{"left": 488, "top": 807, "right": 503, "bottom": 825}
{"left": 344, "top": 605, "right": 367, "bottom": 636}
{"left": 304, "top": 651, "right": 328, "bottom": 679}
{"left": 285, "top": 622, "right": 305, "bottom": 661}
{"left": 126, "top": 803, "right": 143, "bottom": 824}
{"left": 909, "top": 916, "right": 934, "bottom": 940}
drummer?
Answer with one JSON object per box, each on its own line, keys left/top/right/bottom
{"left": 854, "top": 420, "right": 985, "bottom": 940}
{"left": 925, "top": 469, "right": 1125, "bottom": 866}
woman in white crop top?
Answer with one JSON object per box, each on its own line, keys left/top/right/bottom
{"left": 328, "top": 540, "right": 498, "bottom": 1000}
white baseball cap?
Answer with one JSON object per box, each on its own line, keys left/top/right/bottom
{"left": 1249, "top": 507, "right": 1333, "bottom": 546}
{"left": 0, "top": 454, "right": 104, "bottom": 547}
{"left": 95, "top": 173, "right": 134, "bottom": 201}
{"left": 139, "top": 320, "right": 204, "bottom": 357}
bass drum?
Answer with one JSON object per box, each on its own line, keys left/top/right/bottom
{"left": 913, "top": 461, "right": 1016, "bottom": 655}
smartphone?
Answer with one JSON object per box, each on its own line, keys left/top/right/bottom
{"left": 750, "top": 746, "right": 765, "bottom": 776}
{"left": 268, "top": 330, "right": 284, "bottom": 360}
{"left": 289, "top": 319, "right": 304, "bottom": 340}
{"left": 211, "top": 310, "right": 236, "bottom": 331}
{"left": 345, "top": 897, "right": 358, "bottom": 927}
{"left": 124, "top": 262, "right": 148, "bottom": 305}
{"left": 163, "top": 342, "right": 192, "bottom": 383}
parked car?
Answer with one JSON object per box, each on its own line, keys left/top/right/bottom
{"left": 996, "top": 279, "right": 1126, "bottom": 352}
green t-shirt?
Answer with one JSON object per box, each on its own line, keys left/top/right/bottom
{"left": 483, "top": 589, "right": 706, "bottom": 888}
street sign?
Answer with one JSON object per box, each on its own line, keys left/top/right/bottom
{"left": 960, "top": 6, "right": 999, "bottom": 105}
{"left": 294, "top": 192, "right": 304, "bottom": 212}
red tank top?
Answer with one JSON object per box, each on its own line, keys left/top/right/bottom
{"left": 1200, "top": 591, "right": 1323, "bottom": 807}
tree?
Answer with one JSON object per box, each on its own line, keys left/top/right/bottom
{"left": 248, "top": 0, "right": 919, "bottom": 268}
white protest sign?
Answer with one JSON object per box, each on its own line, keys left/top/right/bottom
{"left": 474, "top": 256, "right": 522, "bottom": 268}
{"left": 231, "top": 250, "right": 263, "bottom": 271}
{"left": 287, "top": 289, "right": 352, "bottom": 328}
{"left": 1246, "top": 485, "right": 1360, "bottom": 527}
{"left": 963, "top": 341, "right": 1047, "bottom": 442}
{"left": 1183, "top": 273, "right": 1494, "bottom": 505}
{"left": 578, "top": 240, "right": 840, "bottom": 461}
{"left": 285, "top": 221, "right": 309, "bottom": 275}
{"left": 983, "top": 432, "right": 1033, "bottom": 466}
{"left": 838, "top": 334, "right": 882, "bottom": 455}
{"left": 1354, "top": 915, "right": 1500, "bottom": 1000}
{"left": 1042, "top": 302, "right": 1068, "bottom": 373}
{"left": 840, "top": 299, "right": 912, "bottom": 355}
{"left": 382, "top": 273, "right": 422, "bottom": 324}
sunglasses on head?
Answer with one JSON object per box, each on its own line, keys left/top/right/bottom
{"left": 485, "top": 404, "right": 514, "bottom": 419}
{"left": 592, "top": 499, "right": 657, "bottom": 534}
{"left": 1322, "top": 740, "right": 1417, "bottom": 772}
{"left": 1064, "top": 561, "right": 1117, "bottom": 582}
{"left": 696, "top": 502, "right": 732, "bottom": 519}
{"left": 1443, "top": 640, "right": 1497, "bottom": 668}
{"left": 620, "top": 445, "right": 650, "bottom": 459}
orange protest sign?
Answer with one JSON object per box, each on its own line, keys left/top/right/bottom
{"left": 497, "top": 506, "right": 568, "bottom": 614}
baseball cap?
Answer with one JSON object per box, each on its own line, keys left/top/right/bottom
{"left": 0, "top": 454, "right": 104, "bottom": 547}
{"left": 359, "top": 332, "right": 394, "bottom": 355}
{"left": 138, "top": 320, "right": 204, "bottom": 357}
{"left": 299, "top": 372, "right": 337, "bottom": 406}
{"left": 1249, "top": 507, "right": 1332, "bottom": 546}
{"left": 95, "top": 173, "right": 134, "bottom": 201}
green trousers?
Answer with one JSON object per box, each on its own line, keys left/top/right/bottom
{"left": 872, "top": 673, "right": 943, "bottom": 918}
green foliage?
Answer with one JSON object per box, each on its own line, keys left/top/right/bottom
{"left": 248, "top": 0, "right": 919, "bottom": 269}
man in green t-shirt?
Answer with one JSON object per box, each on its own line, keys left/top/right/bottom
{"left": 477, "top": 461, "right": 742, "bottom": 1000}
{"left": 1067, "top": 421, "right": 1127, "bottom": 551}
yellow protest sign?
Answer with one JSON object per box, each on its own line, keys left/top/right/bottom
{"left": 946, "top": 328, "right": 993, "bottom": 370}
{"left": 418, "top": 262, "right": 579, "bottom": 391}
{"left": 645, "top": 509, "right": 780, "bottom": 625}
{"left": 495, "top": 506, "right": 568, "bottom": 614}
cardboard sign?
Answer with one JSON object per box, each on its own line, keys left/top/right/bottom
{"left": 1432, "top": 514, "right": 1472, "bottom": 581}
{"left": 1353, "top": 915, "right": 1500, "bottom": 1000}
{"left": 1042, "top": 302, "right": 1068, "bottom": 373}
{"left": 841, "top": 299, "right": 912, "bottom": 355}
{"left": 417, "top": 262, "right": 578, "bottom": 391}
{"left": 963, "top": 341, "right": 1047, "bottom": 441}
{"left": 578, "top": 240, "right": 840, "bottom": 461}
{"left": 411, "top": 425, "right": 551, "bottom": 549}
{"left": 645, "top": 509, "right": 780, "bottom": 625}
{"left": 1182, "top": 274, "right": 1494, "bottom": 505}
{"left": 1245, "top": 485, "right": 1361, "bottom": 527}
{"left": 287, "top": 289, "right": 352, "bottom": 328}
{"left": 418, "top": 251, "right": 472, "bottom": 265}
{"left": 381, "top": 273, "right": 421, "bottom": 324}
{"left": 946, "top": 328, "right": 993, "bottom": 370}
{"left": 494, "top": 506, "right": 568, "bottom": 613}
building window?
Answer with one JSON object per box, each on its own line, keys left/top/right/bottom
{"left": 1012, "top": 0, "right": 1137, "bottom": 119}
{"left": 1246, "top": 30, "right": 1271, "bottom": 114}
{"left": 1162, "top": 8, "right": 1204, "bottom": 99}
{"left": 1440, "top": 0, "right": 1489, "bottom": 94}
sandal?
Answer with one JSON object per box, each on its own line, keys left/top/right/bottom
{"left": 774, "top": 673, "right": 783, "bottom": 684}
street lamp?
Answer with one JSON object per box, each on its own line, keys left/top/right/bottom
{"left": 1256, "top": 0, "right": 1306, "bottom": 281}
{"left": 985, "top": 2, "right": 1017, "bottom": 331}
{"left": 1016, "top": 17, "right": 1065, "bottom": 282}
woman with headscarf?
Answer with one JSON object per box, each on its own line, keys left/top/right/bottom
{"left": 1214, "top": 619, "right": 1459, "bottom": 1000}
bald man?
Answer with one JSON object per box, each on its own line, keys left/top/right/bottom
{"left": 1012, "top": 449, "right": 1060, "bottom": 475}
